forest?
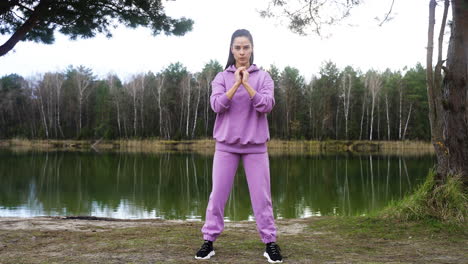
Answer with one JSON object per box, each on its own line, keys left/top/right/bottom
{"left": 0, "top": 60, "right": 429, "bottom": 141}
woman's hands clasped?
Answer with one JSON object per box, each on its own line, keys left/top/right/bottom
{"left": 234, "top": 66, "right": 249, "bottom": 86}
{"left": 227, "top": 66, "right": 255, "bottom": 100}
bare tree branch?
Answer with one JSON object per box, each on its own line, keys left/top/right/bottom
{"left": 378, "top": 0, "right": 395, "bottom": 26}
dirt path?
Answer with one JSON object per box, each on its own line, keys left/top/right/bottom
{"left": 0, "top": 216, "right": 466, "bottom": 264}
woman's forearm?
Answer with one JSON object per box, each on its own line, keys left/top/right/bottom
{"left": 242, "top": 81, "right": 257, "bottom": 98}
{"left": 226, "top": 81, "right": 242, "bottom": 99}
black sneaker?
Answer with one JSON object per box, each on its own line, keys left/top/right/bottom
{"left": 195, "top": 240, "right": 215, "bottom": 260}
{"left": 263, "top": 242, "right": 283, "bottom": 263}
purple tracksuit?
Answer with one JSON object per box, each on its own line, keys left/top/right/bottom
{"left": 201, "top": 64, "right": 277, "bottom": 244}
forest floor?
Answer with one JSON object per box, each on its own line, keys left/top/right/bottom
{"left": 0, "top": 216, "right": 465, "bottom": 264}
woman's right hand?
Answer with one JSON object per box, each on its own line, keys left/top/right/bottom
{"left": 234, "top": 66, "right": 246, "bottom": 86}
{"left": 226, "top": 66, "right": 247, "bottom": 100}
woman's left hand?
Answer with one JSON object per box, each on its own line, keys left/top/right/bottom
{"left": 241, "top": 69, "right": 256, "bottom": 98}
{"left": 241, "top": 69, "right": 249, "bottom": 84}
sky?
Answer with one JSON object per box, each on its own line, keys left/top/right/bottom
{"left": 0, "top": 0, "right": 445, "bottom": 82}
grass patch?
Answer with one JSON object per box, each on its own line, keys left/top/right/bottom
{"left": 379, "top": 169, "right": 467, "bottom": 225}
{"left": 0, "top": 217, "right": 466, "bottom": 263}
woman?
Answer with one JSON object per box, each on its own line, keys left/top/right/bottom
{"left": 195, "top": 29, "right": 283, "bottom": 263}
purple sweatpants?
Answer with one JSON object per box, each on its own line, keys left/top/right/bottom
{"left": 201, "top": 150, "right": 277, "bottom": 243}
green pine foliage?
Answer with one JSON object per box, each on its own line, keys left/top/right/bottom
{"left": 0, "top": 1, "right": 193, "bottom": 56}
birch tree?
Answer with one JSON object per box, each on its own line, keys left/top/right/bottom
{"left": 341, "top": 72, "right": 352, "bottom": 139}
{"left": 192, "top": 74, "right": 202, "bottom": 138}
{"left": 70, "top": 66, "right": 93, "bottom": 137}
{"left": 365, "top": 71, "right": 382, "bottom": 141}
{"left": 107, "top": 74, "right": 122, "bottom": 137}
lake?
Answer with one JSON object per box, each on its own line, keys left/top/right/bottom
{"left": 0, "top": 149, "right": 434, "bottom": 220}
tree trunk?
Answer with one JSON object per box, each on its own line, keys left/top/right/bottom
{"left": 75, "top": 71, "right": 90, "bottom": 137}
{"left": 427, "top": 0, "right": 468, "bottom": 185}
{"left": 38, "top": 87, "right": 49, "bottom": 139}
{"left": 192, "top": 78, "right": 201, "bottom": 138}
{"left": 185, "top": 74, "right": 192, "bottom": 137}
{"left": 335, "top": 99, "right": 339, "bottom": 139}
{"left": 0, "top": 0, "right": 50, "bottom": 56}
{"left": 377, "top": 96, "right": 380, "bottom": 140}
{"left": 342, "top": 74, "right": 351, "bottom": 140}
{"left": 402, "top": 103, "right": 412, "bottom": 140}
{"left": 55, "top": 74, "right": 64, "bottom": 138}
{"left": 440, "top": 0, "right": 468, "bottom": 183}
{"left": 158, "top": 77, "right": 164, "bottom": 138}
{"left": 205, "top": 76, "right": 210, "bottom": 137}
{"left": 359, "top": 94, "right": 366, "bottom": 140}
{"left": 385, "top": 93, "right": 390, "bottom": 140}
{"left": 398, "top": 83, "right": 403, "bottom": 140}
{"left": 132, "top": 82, "right": 137, "bottom": 138}
{"left": 139, "top": 76, "right": 145, "bottom": 137}
{"left": 116, "top": 101, "right": 121, "bottom": 138}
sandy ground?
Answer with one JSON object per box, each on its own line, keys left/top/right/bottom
{"left": 0, "top": 216, "right": 308, "bottom": 234}
{"left": 0, "top": 216, "right": 466, "bottom": 264}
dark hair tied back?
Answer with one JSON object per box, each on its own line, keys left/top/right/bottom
{"left": 225, "top": 29, "right": 254, "bottom": 70}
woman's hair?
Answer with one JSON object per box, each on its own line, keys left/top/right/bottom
{"left": 224, "top": 29, "right": 254, "bottom": 70}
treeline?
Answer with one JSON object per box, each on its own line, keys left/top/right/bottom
{"left": 0, "top": 60, "right": 429, "bottom": 141}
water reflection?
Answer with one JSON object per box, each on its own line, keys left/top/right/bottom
{"left": 0, "top": 150, "right": 434, "bottom": 220}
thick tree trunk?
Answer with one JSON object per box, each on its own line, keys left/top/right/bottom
{"left": 440, "top": 0, "right": 468, "bottom": 184}
{"left": 427, "top": 0, "right": 468, "bottom": 185}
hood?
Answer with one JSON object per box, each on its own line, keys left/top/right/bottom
{"left": 226, "top": 64, "right": 260, "bottom": 73}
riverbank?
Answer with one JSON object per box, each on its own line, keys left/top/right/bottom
{"left": 0, "top": 216, "right": 465, "bottom": 264}
{"left": 0, "top": 138, "right": 434, "bottom": 155}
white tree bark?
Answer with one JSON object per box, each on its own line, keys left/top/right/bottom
{"left": 185, "top": 74, "right": 191, "bottom": 138}
{"left": 341, "top": 74, "right": 352, "bottom": 139}
{"left": 139, "top": 75, "right": 145, "bottom": 136}
{"left": 34, "top": 76, "right": 49, "bottom": 138}
{"left": 107, "top": 75, "right": 121, "bottom": 137}
{"left": 359, "top": 93, "right": 367, "bottom": 140}
{"left": 402, "top": 103, "right": 412, "bottom": 140}
{"left": 192, "top": 75, "right": 202, "bottom": 138}
{"left": 398, "top": 82, "right": 403, "bottom": 140}
{"left": 54, "top": 73, "right": 64, "bottom": 138}
{"left": 365, "top": 72, "right": 382, "bottom": 141}
{"left": 74, "top": 68, "right": 91, "bottom": 136}
{"left": 385, "top": 93, "right": 390, "bottom": 140}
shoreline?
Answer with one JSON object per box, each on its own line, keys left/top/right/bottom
{"left": 0, "top": 138, "right": 434, "bottom": 156}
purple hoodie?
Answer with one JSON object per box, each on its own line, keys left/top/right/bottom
{"left": 210, "top": 64, "right": 275, "bottom": 152}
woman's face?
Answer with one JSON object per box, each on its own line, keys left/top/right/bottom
{"left": 231, "top": 36, "right": 252, "bottom": 67}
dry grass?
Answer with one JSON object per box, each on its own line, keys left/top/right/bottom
{"left": 380, "top": 170, "right": 468, "bottom": 225}
{"left": 1, "top": 138, "right": 434, "bottom": 156}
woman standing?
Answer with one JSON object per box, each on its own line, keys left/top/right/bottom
{"left": 195, "top": 29, "right": 283, "bottom": 263}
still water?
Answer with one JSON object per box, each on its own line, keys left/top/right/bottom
{"left": 0, "top": 149, "right": 434, "bottom": 220}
